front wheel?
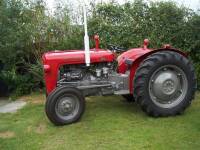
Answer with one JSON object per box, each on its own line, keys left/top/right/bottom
{"left": 134, "top": 51, "right": 196, "bottom": 117}
{"left": 45, "top": 87, "right": 85, "bottom": 126}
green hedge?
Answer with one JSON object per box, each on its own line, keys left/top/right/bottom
{"left": 0, "top": 0, "right": 199, "bottom": 96}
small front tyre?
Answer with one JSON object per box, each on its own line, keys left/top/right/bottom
{"left": 45, "top": 87, "right": 85, "bottom": 126}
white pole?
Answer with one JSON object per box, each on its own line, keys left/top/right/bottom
{"left": 83, "top": 1, "right": 90, "bottom": 66}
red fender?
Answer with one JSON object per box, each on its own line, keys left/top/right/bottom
{"left": 118, "top": 48, "right": 188, "bottom": 94}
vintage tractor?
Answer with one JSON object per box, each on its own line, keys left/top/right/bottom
{"left": 42, "top": 4, "right": 196, "bottom": 126}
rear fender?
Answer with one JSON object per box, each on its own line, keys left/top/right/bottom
{"left": 129, "top": 48, "right": 188, "bottom": 94}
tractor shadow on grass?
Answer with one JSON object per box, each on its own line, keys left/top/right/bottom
{"left": 84, "top": 95, "right": 148, "bottom": 123}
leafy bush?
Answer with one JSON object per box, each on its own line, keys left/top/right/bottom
{"left": 0, "top": 0, "right": 82, "bottom": 97}
{"left": 88, "top": 1, "right": 200, "bottom": 88}
{"left": 0, "top": 70, "right": 32, "bottom": 96}
{"left": 0, "top": 0, "right": 200, "bottom": 97}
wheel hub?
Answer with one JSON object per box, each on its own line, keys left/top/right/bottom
{"left": 149, "top": 65, "right": 188, "bottom": 108}
{"left": 152, "top": 70, "right": 180, "bottom": 101}
{"left": 60, "top": 100, "right": 73, "bottom": 113}
{"left": 162, "top": 79, "right": 175, "bottom": 94}
{"left": 57, "top": 97, "right": 76, "bottom": 116}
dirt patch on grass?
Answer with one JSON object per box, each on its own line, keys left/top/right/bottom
{"left": 31, "top": 99, "right": 45, "bottom": 104}
{"left": 0, "top": 131, "right": 15, "bottom": 139}
{"left": 35, "top": 123, "right": 46, "bottom": 134}
{"left": 20, "top": 93, "right": 45, "bottom": 104}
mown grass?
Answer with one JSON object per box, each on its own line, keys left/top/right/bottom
{"left": 0, "top": 93, "right": 200, "bottom": 150}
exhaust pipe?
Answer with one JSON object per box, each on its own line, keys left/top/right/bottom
{"left": 83, "top": 2, "right": 90, "bottom": 66}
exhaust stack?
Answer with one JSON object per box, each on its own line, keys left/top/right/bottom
{"left": 83, "top": 2, "right": 90, "bottom": 66}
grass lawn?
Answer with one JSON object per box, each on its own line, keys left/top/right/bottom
{"left": 0, "top": 93, "right": 200, "bottom": 150}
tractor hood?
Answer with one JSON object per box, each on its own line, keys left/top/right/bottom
{"left": 42, "top": 49, "right": 115, "bottom": 66}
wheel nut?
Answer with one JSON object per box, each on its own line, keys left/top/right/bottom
{"left": 177, "top": 73, "right": 181, "bottom": 77}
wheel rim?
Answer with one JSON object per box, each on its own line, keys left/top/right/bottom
{"left": 149, "top": 65, "right": 188, "bottom": 108}
{"left": 55, "top": 95, "right": 80, "bottom": 120}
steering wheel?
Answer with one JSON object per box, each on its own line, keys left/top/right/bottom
{"left": 108, "top": 44, "right": 127, "bottom": 53}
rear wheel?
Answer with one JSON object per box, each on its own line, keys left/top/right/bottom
{"left": 45, "top": 87, "right": 85, "bottom": 125}
{"left": 134, "top": 51, "right": 196, "bottom": 117}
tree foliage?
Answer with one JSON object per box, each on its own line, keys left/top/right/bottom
{"left": 88, "top": 0, "right": 199, "bottom": 50}
{"left": 0, "top": 0, "right": 83, "bottom": 96}
{"left": 0, "top": 0, "right": 200, "bottom": 96}
{"left": 88, "top": 0, "right": 200, "bottom": 88}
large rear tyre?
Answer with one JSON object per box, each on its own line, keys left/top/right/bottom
{"left": 45, "top": 87, "right": 85, "bottom": 126}
{"left": 134, "top": 51, "right": 196, "bottom": 117}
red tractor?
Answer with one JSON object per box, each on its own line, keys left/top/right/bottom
{"left": 42, "top": 5, "right": 196, "bottom": 126}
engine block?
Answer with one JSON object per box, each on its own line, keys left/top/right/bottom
{"left": 57, "top": 63, "right": 129, "bottom": 96}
